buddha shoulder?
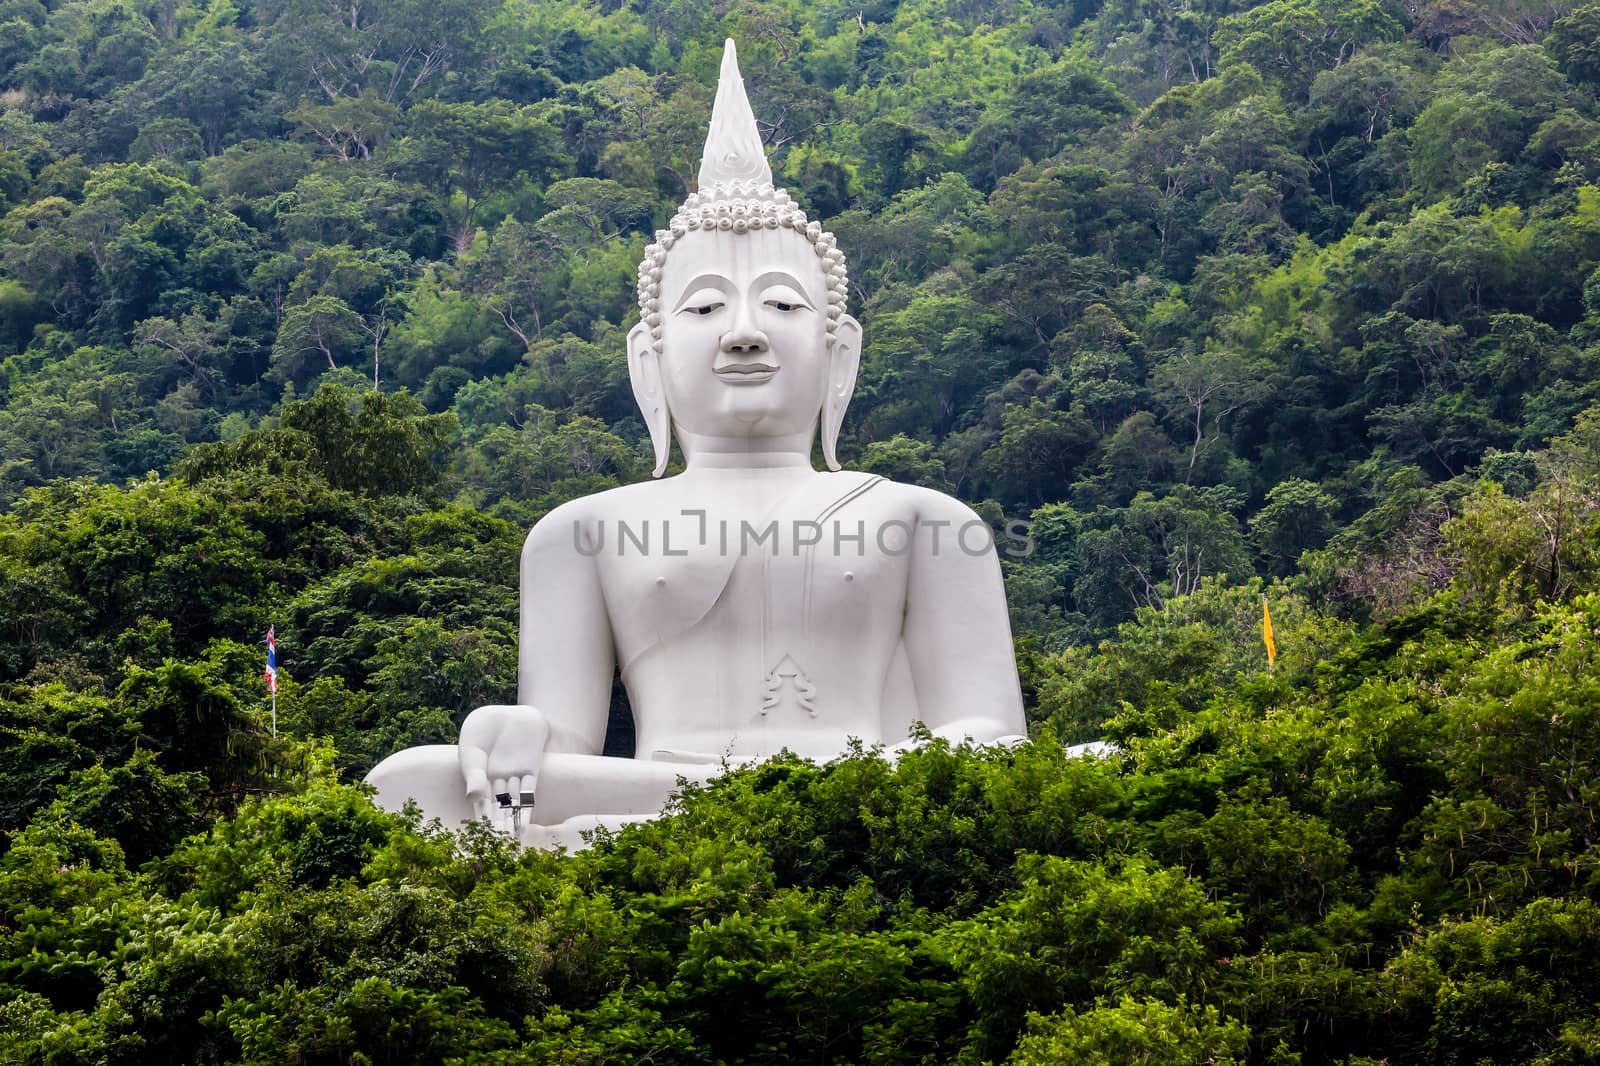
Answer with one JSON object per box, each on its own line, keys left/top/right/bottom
{"left": 522, "top": 480, "right": 676, "bottom": 559}
{"left": 850, "top": 475, "right": 993, "bottom": 530}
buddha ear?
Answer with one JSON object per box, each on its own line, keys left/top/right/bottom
{"left": 821, "top": 313, "right": 862, "bottom": 472}
{"left": 627, "top": 321, "right": 672, "bottom": 477}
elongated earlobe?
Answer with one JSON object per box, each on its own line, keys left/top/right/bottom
{"left": 627, "top": 322, "right": 672, "bottom": 477}
{"left": 821, "top": 314, "right": 862, "bottom": 471}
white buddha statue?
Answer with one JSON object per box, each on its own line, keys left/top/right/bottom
{"left": 366, "top": 40, "right": 1026, "bottom": 848}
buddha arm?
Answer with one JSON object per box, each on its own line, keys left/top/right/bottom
{"left": 517, "top": 503, "right": 615, "bottom": 754}
{"left": 901, "top": 491, "right": 1027, "bottom": 744}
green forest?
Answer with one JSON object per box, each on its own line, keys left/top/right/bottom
{"left": 4, "top": 0, "right": 1600, "bottom": 1059}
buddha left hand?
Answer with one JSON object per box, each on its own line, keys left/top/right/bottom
{"left": 458, "top": 704, "right": 551, "bottom": 825}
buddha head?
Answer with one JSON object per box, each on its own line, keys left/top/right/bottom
{"left": 628, "top": 40, "right": 862, "bottom": 475}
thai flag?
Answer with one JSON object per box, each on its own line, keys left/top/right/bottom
{"left": 264, "top": 625, "right": 278, "bottom": 694}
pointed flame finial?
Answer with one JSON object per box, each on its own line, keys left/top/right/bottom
{"left": 698, "top": 39, "right": 772, "bottom": 190}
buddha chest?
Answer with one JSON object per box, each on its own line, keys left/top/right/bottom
{"left": 581, "top": 471, "right": 916, "bottom": 747}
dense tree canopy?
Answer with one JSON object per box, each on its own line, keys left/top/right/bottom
{"left": 4, "top": 0, "right": 1600, "bottom": 1060}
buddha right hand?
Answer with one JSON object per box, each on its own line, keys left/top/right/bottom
{"left": 459, "top": 704, "right": 551, "bottom": 824}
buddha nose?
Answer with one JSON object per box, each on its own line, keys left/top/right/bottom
{"left": 723, "top": 331, "right": 769, "bottom": 355}
{"left": 721, "top": 302, "right": 769, "bottom": 356}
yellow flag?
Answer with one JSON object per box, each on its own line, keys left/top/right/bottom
{"left": 1262, "top": 595, "right": 1277, "bottom": 668}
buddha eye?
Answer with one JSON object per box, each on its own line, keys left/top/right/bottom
{"left": 674, "top": 287, "right": 727, "bottom": 316}
{"left": 762, "top": 286, "right": 811, "bottom": 312}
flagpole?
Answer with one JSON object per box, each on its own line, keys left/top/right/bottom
{"left": 265, "top": 623, "right": 279, "bottom": 782}
{"left": 265, "top": 624, "right": 279, "bottom": 739}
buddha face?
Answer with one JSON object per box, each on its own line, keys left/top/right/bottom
{"left": 654, "top": 225, "right": 832, "bottom": 441}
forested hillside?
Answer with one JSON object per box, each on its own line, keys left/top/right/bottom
{"left": 4, "top": 0, "right": 1600, "bottom": 634}
{"left": 5, "top": 0, "right": 1600, "bottom": 1060}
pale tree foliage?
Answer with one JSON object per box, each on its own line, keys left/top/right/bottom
{"left": 1215, "top": 0, "right": 1403, "bottom": 98}
{"left": 1150, "top": 343, "right": 1270, "bottom": 484}
{"left": 462, "top": 179, "right": 650, "bottom": 350}
{"left": 1309, "top": 46, "right": 1426, "bottom": 146}
{"left": 1463, "top": 0, "right": 1579, "bottom": 45}
{"left": 395, "top": 99, "right": 564, "bottom": 253}
{"left": 271, "top": 294, "right": 365, "bottom": 386}
{"left": 265, "top": 0, "right": 488, "bottom": 105}
{"left": 287, "top": 93, "right": 399, "bottom": 162}
{"left": 134, "top": 312, "right": 222, "bottom": 400}
{"left": 590, "top": 68, "right": 708, "bottom": 198}
{"left": 1075, "top": 487, "right": 1252, "bottom": 623}
{"left": 462, "top": 220, "right": 562, "bottom": 348}
{"left": 1446, "top": 412, "right": 1600, "bottom": 608}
